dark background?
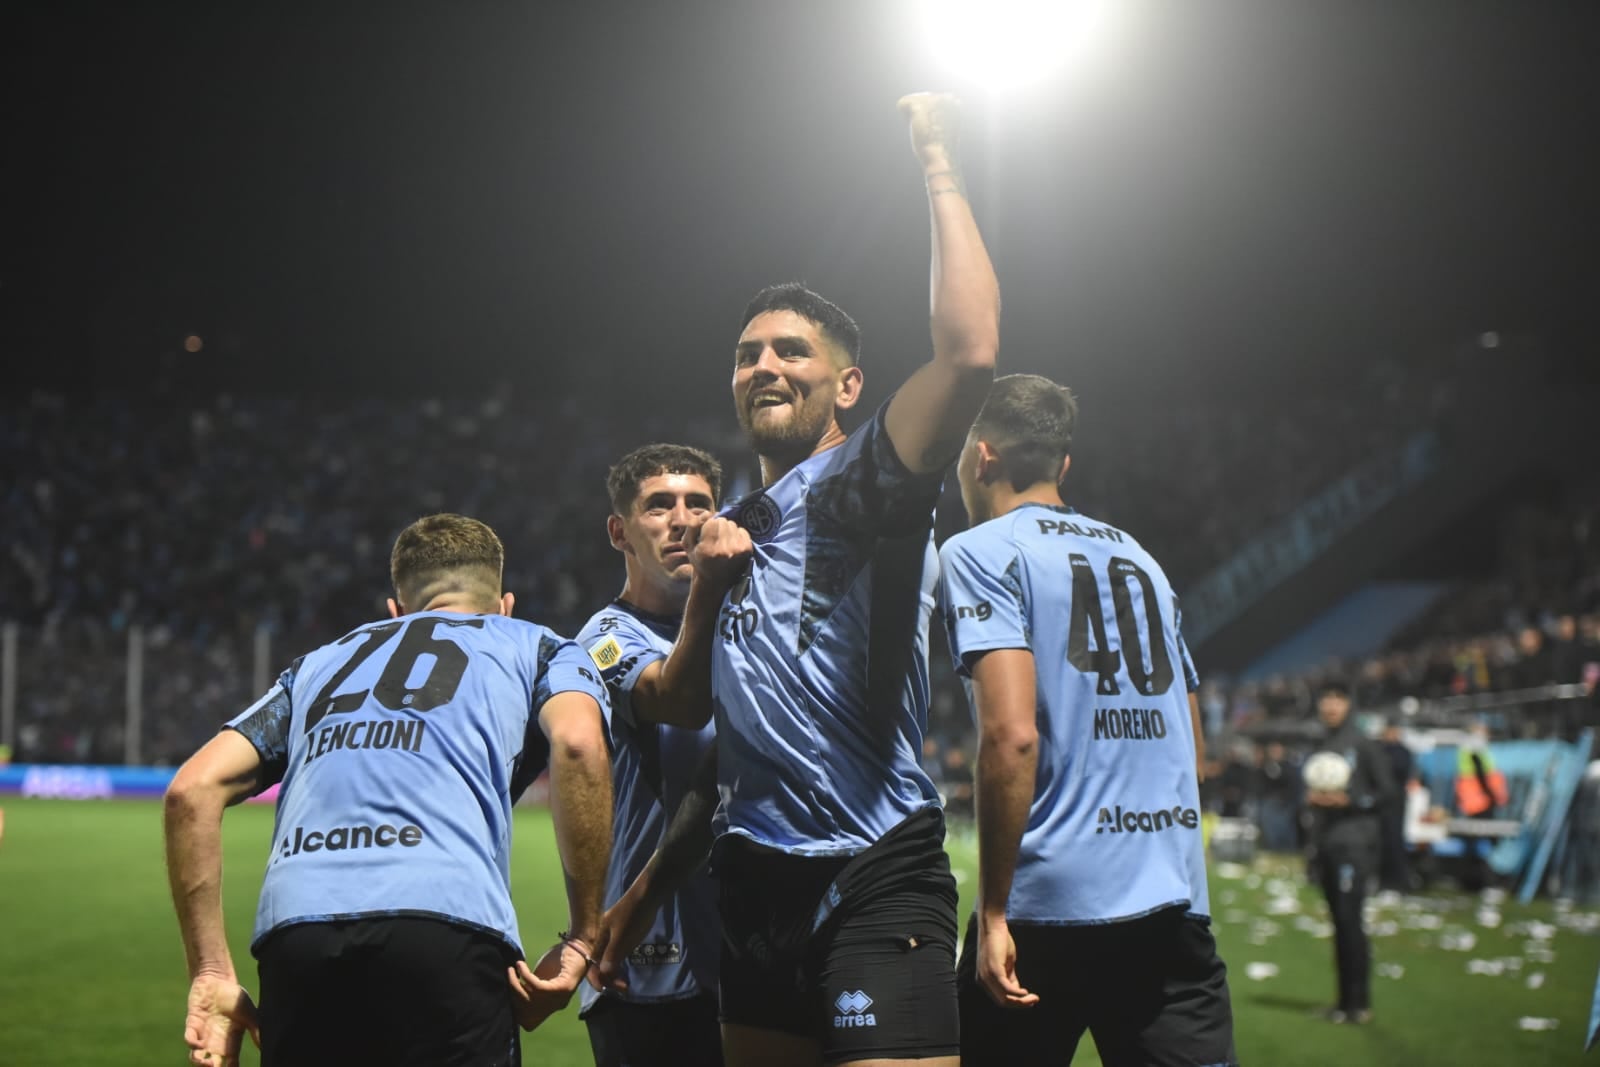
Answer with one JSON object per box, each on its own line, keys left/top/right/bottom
{"left": 6, "top": 2, "right": 1598, "bottom": 414}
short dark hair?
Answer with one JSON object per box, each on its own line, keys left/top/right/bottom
{"left": 1318, "top": 679, "right": 1352, "bottom": 700}
{"left": 606, "top": 443, "right": 724, "bottom": 516}
{"left": 390, "top": 513, "right": 504, "bottom": 609}
{"left": 741, "top": 283, "right": 861, "bottom": 367}
{"left": 971, "top": 374, "right": 1079, "bottom": 491}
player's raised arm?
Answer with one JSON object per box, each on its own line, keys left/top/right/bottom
{"left": 165, "top": 728, "right": 269, "bottom": 1065}
{"left": 884, "top": 92, "right": 1001, "bottom": 474}
{"left": 630, "top": 517, "right": 752, "bottom": 728}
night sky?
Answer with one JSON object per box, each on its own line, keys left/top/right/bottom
{"left": 6, "top": 3, "right": 1598, "bottom": 412}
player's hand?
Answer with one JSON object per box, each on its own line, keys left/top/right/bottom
{"left": 897, "top": 92, "right": 960, "bottom": 172}
{"left": 183, "top": 972, "right": 261, "bottom": 1067}
{"left": 1308, "top": 789, "right": 1350, "bottom": 808}
{"left": 506, "top": 941, "right": 588, "bottom": 1031}
{"left": 685, "top": 516, "right": 753, "bottom": 591}
{"left": 593, "top": 879, "right": 660, "bottom": 993}
{"left": 976, "top": 915, "right": 1039, "bottom": 1009}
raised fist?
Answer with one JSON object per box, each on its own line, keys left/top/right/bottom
{"left": 684, "top": 516, "right": 754, "bottom": 590}
{"left": 898, "top": 91, "right": 961, "bottom": 171}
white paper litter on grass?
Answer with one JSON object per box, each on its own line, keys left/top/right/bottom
{"left": 1558, "top": 911, "right": 1600, "bottom": 934}
{"left": 1440, "top": 931, "right": 1478, "bottom": 952}
{"left": 1291, "top": 916, "right": 1334, "bottom": 939}
{"left": 1376, "top": 963, "right": 1405, "bottom": 979}
{"left": 1517, "top": 1017, "right": 1559, "bottom": 1032}
{"left": 1467, "top": 959, "right": 1506, "bottom": 976}
{"left": 1407, "top": 914, "right": 1445, "bottom": 930}
{"left": 1481, "top": 888, "right": 1507, "bottom": 905}
{"left": 1216, "top": 863, "right": 1248, "bottom": 881}
{"left": 1265, "top": 896, "right": 1301, "bottom": 916}
{"left": 1476, "top": 908, "right": 1503, "bottom": 928}
{"left": 1526, "top": 972, "right": 1545, "bottom": 990}
{"left": 1371, "top": 921, "right": 1399, "bottom": 938}
{"left": 1245, "top": 962, "right": 1279, "bottom": 981}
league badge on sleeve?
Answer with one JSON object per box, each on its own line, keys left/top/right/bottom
{"left": 588, "top": 636, "right": 623, "bottom": 671}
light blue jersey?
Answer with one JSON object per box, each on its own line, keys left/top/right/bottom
{"left": 939, "top": 504, "right": 1209, "bottom": 925}
{"left": 224, "top": 611, "right": 609, "bottom": 954}
{"left": 575, "top": 600, "right": 719, "bottom": 1010}
{"left": 713, "top": 403, "right": 946, "bottom": 856}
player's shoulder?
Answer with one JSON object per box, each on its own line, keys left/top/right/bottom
{"left": 940, "top": 519, "right": 1012, "bottom": 565}
{"left": 577, "top": 602, "right": 672, "bottom": 646}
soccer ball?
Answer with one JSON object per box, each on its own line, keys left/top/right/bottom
{"left": 1302, "top": 751, "right": 1352, "bottom": 792}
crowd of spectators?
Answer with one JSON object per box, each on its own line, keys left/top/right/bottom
{"left": 0, "top": 352, "right": 1549, "bottom": 767}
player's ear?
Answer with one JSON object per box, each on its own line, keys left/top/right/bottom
{"left": 1057, "top": 454, "right": 1071, "bottom": 485}
{"left": 834, "top": 364, "right": 864, "bottom": 411}
{"left": 386, "top": 597, "right": 402, "bottom": 619}
{"left": 607, "top": 513, "right": 631, "bottom": 554}
{"left": 499, "top": 592, "right": 515, "bottom": 617}
{"left": 975, "top": 439, "right": 1002, "bottom": 483}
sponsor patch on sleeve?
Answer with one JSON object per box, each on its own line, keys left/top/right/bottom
{"left": 588, "top": 635, "right": 623, "bottom": 671}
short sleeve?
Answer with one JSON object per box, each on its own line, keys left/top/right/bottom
{"left": 534, "top": 633, "right": 612, "bottom": 721}
{"left": 223, "top": 661, "right": 299, "bottom": 790}
{"left": 808, "top": 400, "right": 946, "bottom": 539}
{"left": 581, "top": 615, "right": 668, "bottom": 728}
{"left": 938, "top": 535, "right": 1031, "bottom": 678}
{"left": 1174, "top": 598, "right": 1200, "bottom": 693}
{"left": 513, "top": 632, "right": 613, "bottom": 802}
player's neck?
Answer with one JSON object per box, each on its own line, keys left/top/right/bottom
{"left": 759, "top": 423, "right": 848, "bottom": 485}
{"left": 988, "top": 483, "right": 1067, "bottom": 520}
{"left": 618, "top": 574, "right": 688, "bottom": 619}
{"left": 412, "top": 595, "right": 499, "bottom": 615}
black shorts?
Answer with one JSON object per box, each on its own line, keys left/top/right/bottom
{"left": 584, "top": 992, "right": 724, "bottom": 1067}
{"left": 256, "top": 916, "right": 522, "bottom": 1067}
{"left": 957, "top": 908, "right": 1236, "bottom": 1067}
{"left": 716, "top": 816, "right": 959, "bottom": 1065}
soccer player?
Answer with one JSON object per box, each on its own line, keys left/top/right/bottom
{"left": 1304, "top": 678, "right": 1395, "bottom": 1025}
{"left": 165, "top": 514, "right": 612, "bottom": 1067}
{"left": 938, "top": 375, "right": 1237, "bottom": 1067}
{"left": 601, "top": 92, "right": 999, "bottom": 1067}
{"left": 576, "top": 444, "right": 748, "bottom": 1067}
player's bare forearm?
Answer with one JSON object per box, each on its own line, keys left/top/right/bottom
{"left": 542, "top": 693, "right": 613, "bottom": 942}
{"left": 598, "top": 747, "right": 719, "bottom": 987}
{"left": 656, "top": 744, "right": 719, "bottom": 888}
{"left": 633, "top": 577, "right": 721, "bottom": 728}
{"left": 886, "top": 92, "right": 1000, "bottom": 474}
{"left": 971, "top": 649, "right": 1038, "bottom": 925}
{"left": 164, "top": 730, "right": 265, "bottom": 979}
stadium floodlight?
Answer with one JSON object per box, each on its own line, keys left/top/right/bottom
{"left": 921, "top": 0, "right": 1114, "bottom": 92}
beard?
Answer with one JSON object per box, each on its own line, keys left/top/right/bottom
{"left": 736, "top": 394, "right": 833, "bottom": 461}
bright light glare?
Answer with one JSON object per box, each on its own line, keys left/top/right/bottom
{"left": 923, "top": 0, "right": 1114, "bottom": 92}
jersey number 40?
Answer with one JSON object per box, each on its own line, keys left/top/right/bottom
{"left": 1066, "top": 554, "right": 1174, "bottom": 698}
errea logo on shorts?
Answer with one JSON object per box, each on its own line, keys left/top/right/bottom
{"left": 834, "top": 990, "right": 876, "bottom": 1029}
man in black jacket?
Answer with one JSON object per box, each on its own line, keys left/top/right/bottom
{"left": 1304, "top": 680, "right": 1396, "bottom": 1025}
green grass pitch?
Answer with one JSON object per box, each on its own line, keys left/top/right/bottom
{"left": 1, "top": 798, "right": 1596, "bottom": 1066}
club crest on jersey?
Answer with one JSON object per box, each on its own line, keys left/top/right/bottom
{"left": 736, "top": 492, "right": 782, "bottom": 541}
{"left": 588, "top": 636, "right": 623, "bottom": 671}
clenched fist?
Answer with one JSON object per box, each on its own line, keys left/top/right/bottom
{"left": 684, "top": 516, "right": 753, "bottom": 590}
{"left": 898, "top": 91, "right": 961, "bottom": 172}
